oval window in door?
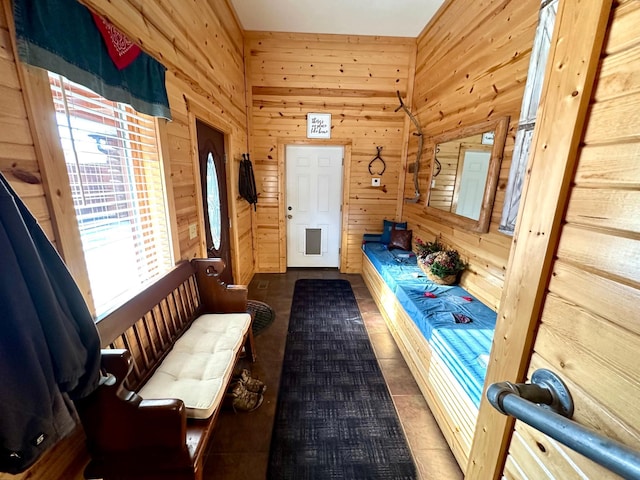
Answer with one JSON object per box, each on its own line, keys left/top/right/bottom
{"left": 206, "top": 152, "right": 222, "bottom": 250}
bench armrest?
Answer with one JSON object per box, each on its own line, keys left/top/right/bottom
{"left": 191, "top": 258, "right": 248, "bottom": 313}
{"left": 76, "top": 350, "right": 189, "bottom": 458}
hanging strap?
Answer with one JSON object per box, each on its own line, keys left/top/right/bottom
{"left": 245, "top": 154, "right": 258, "bottom": 210}
{"left": 239, "top": 154, "right": 258, "bottom": 210}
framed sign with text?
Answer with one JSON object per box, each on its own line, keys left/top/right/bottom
{"left": 481, "top": 131, "right": 495, "bottom": 145}
{"left": 306, "top": 113, "right": 331, "bottom": 138}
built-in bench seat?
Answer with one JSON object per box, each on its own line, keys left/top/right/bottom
{"left": 76, "top": 258, "right": 255, "bottom": 480}
{"left": 361, "top": 241, "right": 496, "bottom": 471}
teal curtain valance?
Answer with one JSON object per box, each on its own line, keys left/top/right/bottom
{"left": 13, "top": 0, "right": 171, "bottom": 120}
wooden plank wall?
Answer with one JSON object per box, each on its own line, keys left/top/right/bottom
{"left": 245, "top": 32, "right": 416, "bottom": 273}
{"left": 0, "top": 0, "right": 55, "bottom": 244}
{"left": 80, "top": 0, "right": 254, "bottom": 285}
{"left": 2, "top": 0, "right": 253, "bottom": 283}
{"left": 503, "top": 1, "right": 640, "bottom": 477}
{"left": 0, "top": 1, "right": 250, "bottom": 479}
{"left": 404, "top": 0, "right": 540, "bottom": 310}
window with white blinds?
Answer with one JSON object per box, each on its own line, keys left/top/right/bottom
{"left": 48, "top": 73, "right": 173, "bottom": 316}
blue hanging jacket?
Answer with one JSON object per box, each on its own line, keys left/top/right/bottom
{"left": 0, "top": 173, "right": 101, "bottom": 473}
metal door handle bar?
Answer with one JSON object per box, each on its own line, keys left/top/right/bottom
{"left": 487, "top": 369, "right": 640, "bottom": 479}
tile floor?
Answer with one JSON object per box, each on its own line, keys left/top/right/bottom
{"left": 203, "top": 269, "right": 463, "bottom": 479}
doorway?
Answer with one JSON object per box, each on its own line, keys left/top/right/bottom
{"left": 455, "top": 148, "right": 491, "bottom": 220}
{"left": 285, "top": 145, "right": 344, "bottom": 268}
{"left": 196, "top": 119, "right": 233, "bottom": 284}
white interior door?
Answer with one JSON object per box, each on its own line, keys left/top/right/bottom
{"left": 286, "top": 145, "right": 343, "bottom": 267}
{"left": 455, "top": 150, "right": 491, "bottom": 220}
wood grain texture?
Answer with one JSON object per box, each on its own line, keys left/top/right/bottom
{"left": 245, "top": 31, "right": 416, "bottom": 273}
{"left": 467, "top": 0, "right": 613, "bottom": 478}
{"left": 2, "top": 0, "right": 92, "bottom": 310}
{"left": 403, "top": 0, "right": 539, "bottom": 314}
{"left": 15, "top": 66, "right": 95, "bottom": 312}
{"left": 0, "top": 0, "right": 251, "bottom": 477}
{"left": 495, "top": 1, "right": 640, "bottom": 479}
{"left": 1, "top": 0, "right": 637, "bottom": 479}
{"left": 79, "top": 0, "right": 253, "bottom": 284}
{"left": 6, "top": 0, "right": 252, "bottom": 282}
{"left": 424, "top": 117, "right": 509, "bottom": 234}
{"left": 503, "top": 354, "right": 635, "bottom": 480}
{"left": 0, "top": 1, "right": 55, "bottom": 249}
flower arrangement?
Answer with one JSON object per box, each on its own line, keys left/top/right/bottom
{"left": 414, "top": 238, "right": 445, "bottom": 260}
{"left": 424, "top": 250, "right": 467, "bottom": 277}
{"left": 414, "top": 238, "right": 467, "bottom": 285}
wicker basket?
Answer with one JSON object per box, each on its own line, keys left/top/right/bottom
{"left": 418, "top": 260, "right": 457, "bottom": 285}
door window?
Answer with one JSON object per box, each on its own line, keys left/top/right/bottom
{"left": 206, "top": 152, "right": 222, "bottom": 250}
{"left": 196, "top": 120, "right": 232, "bottom": 284}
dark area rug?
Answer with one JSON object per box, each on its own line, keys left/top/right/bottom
{"left": 267, "top": 279, "right": 417, "bottom": 480}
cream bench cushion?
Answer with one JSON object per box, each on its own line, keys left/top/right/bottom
{"left": 138, "top": 312, "right": 251, "bottom": 419}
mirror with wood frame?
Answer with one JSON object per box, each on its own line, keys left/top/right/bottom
{"left": 425, "top": 117, "right": 509, "bottom": 233}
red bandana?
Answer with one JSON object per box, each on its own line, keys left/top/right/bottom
{"left": 91, "top": 13, "right": 141, "bottom": 70}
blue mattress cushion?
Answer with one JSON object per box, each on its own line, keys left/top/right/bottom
{"left": 362, "top": 242, "right": 496, "bottom": 408}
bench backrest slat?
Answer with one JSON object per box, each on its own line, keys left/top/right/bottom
{"left": 96, "top": 262, "right": 199, "bottom": 347}
{"left": 165, "top": 294, "right": 181, "bottom": 337}
{"left": 98, "top": 261, "right": 204, "bottom": 391}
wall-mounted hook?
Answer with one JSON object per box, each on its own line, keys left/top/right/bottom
{"left": 368, "top": 146, "right": 386, "bottom": 175}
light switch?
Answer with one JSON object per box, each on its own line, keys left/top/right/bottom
{"left": 189, "top": 223, "right": 197, "bottom": 239}
{"left": 372, "top": 178, "right": 381, "bottom": 187}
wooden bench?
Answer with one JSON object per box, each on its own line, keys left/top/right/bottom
{"left": 75, "top": 258, "right": 255, "bottom": 480}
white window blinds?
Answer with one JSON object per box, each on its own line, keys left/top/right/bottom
{"left": 49, "top": 73, "right": 173, "bottom": 316}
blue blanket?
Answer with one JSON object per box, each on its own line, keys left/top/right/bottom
{"left": 363, "top": 242, "right": 496, "bottom": 407}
